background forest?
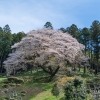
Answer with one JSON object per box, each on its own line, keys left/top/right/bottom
{"left": 0, "top": 20, "right": 100, "bottom": 75}
{"left": 0, "top": 20, "right": 100, "bottom": 100}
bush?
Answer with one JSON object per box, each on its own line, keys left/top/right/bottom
{"left": 64, "top": 81, "right": 73, "bottom": 100}
{"left": 89, "top": 69, "right": 95, "bottom": 74}
{"left": 8, "top": 77, "right": 18, "bottom": 82}
{"left": 16, "top": 79, "right": 24, "bottom": 84}
{"left": 64, "top": 79, "right": 86, "bottom": 100}
{"left": 9, "top": 98, "right": 15, "bottom": 100}
{"left": 66, "top": 69, "right": 74, "bottom": 77}
{"left": 7, "top": 77, "right": 24, "bottom": 84}
{"left": 2, "top": 84, "right": 9, "bottom": 88}
{"left": 93, "top": 77, "right": 100, "bottom": 83}
{"left": 73, "top": 78, "right": 83, "bottom": 89}
{"left": 51, "top": 83, "right": 59, "bottom": 97}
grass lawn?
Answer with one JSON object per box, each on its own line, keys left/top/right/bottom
{"left": 0, "top": 78, "right": 6, "bottom": 81}
{"left": 0, "top": 68, "right": 97, "bottom": 100}
{"left": 0, "top": 70, "right": 60, "bottom": 100}
{"left": 30, "top": 89, "right": 56, "bottom": 100}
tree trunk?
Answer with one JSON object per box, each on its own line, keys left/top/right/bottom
{"left": 85, "top": 40, "right": 87, "bottom": 56}
{"left": 95, "top": 59, "right": 99, "bottom": 74}
{"left": 50, "top": 66, "right": 60, "bottom": 80}
{"left": 78, "top": 64, "right": 80, "bottom": 71}
{"left": 0, "top": 50, "right": 5, "bottom": 73}
{"left": 73, "top": 63, "right": 76, "bottom": 71}
{"left": 83, "top": 65, "right": 86, "bottom": 74}
{"left": 40, "top": 66, "right": 60, "bottom": 80}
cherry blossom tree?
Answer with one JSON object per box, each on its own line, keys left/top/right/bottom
{"left": 3, "top": 28, "right": 87, "bottom": 77}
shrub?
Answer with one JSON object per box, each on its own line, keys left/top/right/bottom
{"left": 93, "top": 77, "right": 100, "bottom": 83}
{"left": 64, "top": 79, "right": 86, "bottom": 100}
{"left": 51, "top": 83, "right": 59, "bottom": 97}
{"left": 3, "top": 80, "right": 10, "bottom": 84}
{"left": 7, "top": 77, "right": 24, "bottom": 84}
{"left": 73, "top": 78, "right": 83, "bottom": 89}
{"left": 89, "top": 69, "right": 95, "bottom": 74}
{"left": 16, "top": 79, "right": 24, "bottom": 84}
{"left": 2, "top": 84, "right": 9, "bottom": 88}
{"left": 21, "top": 90, "right": 27, "bottom": 94}
{"left": 9, "top": 98, "right": 15, "bottom": 100}
{"left": 8, "top": 77, "right": 18, "bottom": 83}
{"left": 66, "top": 69, "right": 74, "bottom": 77}
{"left": 64, "top": 81, "right": 73, "bottom": 100}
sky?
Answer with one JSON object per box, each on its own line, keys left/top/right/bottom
{"left": 0, "top": 0, "right": 100, "bottom": 33}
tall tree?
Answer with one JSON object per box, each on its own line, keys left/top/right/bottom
{"left": 3, "top": 28, "right": 86, "bottom": 78}
{"left": 90, "top": 20, "right": 100, "bottom": 73}
{"left": 66, "top": 24, "right": 80, "bottom": 41}
{"left": 81, "top": 27, "right": 90, "bottom": 55}
{"left": 12, "top": 31, "right": 26, "bottom": 45}
{"left": 0, "top": 25, "right": 12, "bottom": 73}
{"left": 3, "top": 24, "right": 11, "bottom": 33}
{"left": 59, "top": 27, "right": 66, "bottom": 33}
{"left": 44, "top": 22, "right": 53, "bottom": 29}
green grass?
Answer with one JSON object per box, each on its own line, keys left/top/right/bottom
{"left": 0, "top": 78, "right": 6, "bottom": 81}
{"left": 0, "top": 77, "right": 6, "bottom": 87}
{"left": 19, "top": 70, "right": 55, "bottom": 100}
{"left": 0, "top": 68, "right": 98, "bottom": 100}
{"left": 30, "top": 89, "right": 56, "bottom": 100}
{"left": 0, "top": 70, "right": 60, "bottom": 100}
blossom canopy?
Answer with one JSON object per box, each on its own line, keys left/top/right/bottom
{"left": 3, "top": 28, "right": 85, "bottom": 76}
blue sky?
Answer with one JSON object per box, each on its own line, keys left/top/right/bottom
{"left": 0, "top": 0, "right": 100, "bottom": 33}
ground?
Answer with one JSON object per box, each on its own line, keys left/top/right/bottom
{"left": 0, "top": 68, "right": 98, "bottom": 100}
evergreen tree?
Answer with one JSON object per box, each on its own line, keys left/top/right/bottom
{"left": 66, "top": 24, "right": 80, "bottom": 41}
{"left": 52, "top": 83, "right": 59, "bottom": 97}
{"left": 12, "top": 32, "right": 26, "bottom": 45}
{"left": 44, "top": 22, "right": 53, "bottom": 29}
{"left": 59, "top": 27, "right": 66, "bottom": 33}
{"left": 81, "top": 27, "right": 90, "bottom": 55}
{"left": 90, "top": 20, "right": 100, "bottom": 73}
{"left": 0, "top": 25, "right": 12, "bottom": 73}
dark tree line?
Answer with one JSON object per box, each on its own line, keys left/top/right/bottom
{"left": 59, "top": 20, "right": 100, "bottom": 74}
{"left": 1, "top": 21, "right": 100, "bottom": 74}
{"left": 0, "top": 24, "right": 26, "bottom": 73}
